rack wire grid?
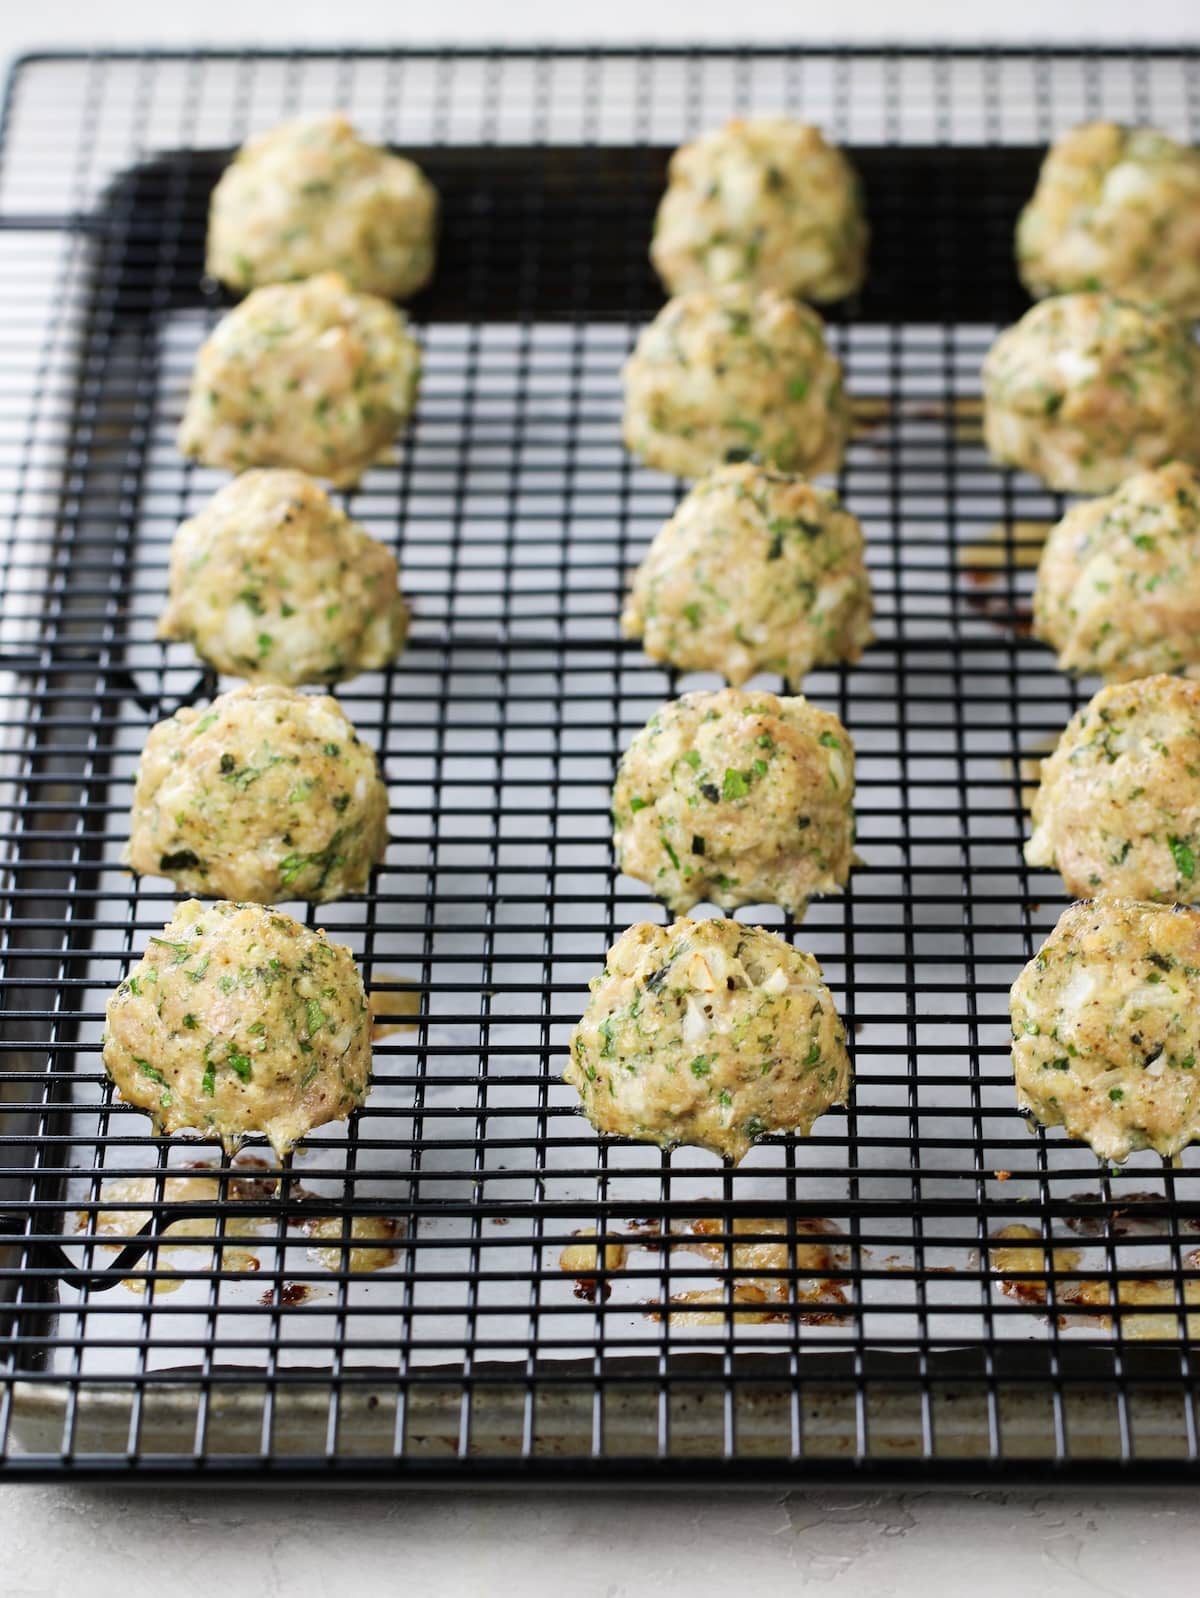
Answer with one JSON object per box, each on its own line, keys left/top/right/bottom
{"left": 0, "top": 45, "right": 1199, "bottom": 1485}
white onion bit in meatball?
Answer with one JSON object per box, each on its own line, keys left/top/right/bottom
{"left": 622, "top": 463, "right": 873, "bottom": 685}
{"left": 622, "top": 285, "right": 849, "bottom": 481}
{"left": 566, "top": 916, "right": 851, "bottom": 1162}
{"left": 613, "top": 688, "right": 856, "bottom": 918}
{"left": 982, "top": 292, "right": 1200, "bottom": 493}
{"left": 1017, "top": 122, "right": 1200, "bottom": 319}
{"left": 207, "top": 112, "right": 438, "bottom": 299}
{"left": 158, "top": 469, "right": 409, "bottom": 685}
{"left": 103, "top": 899, "right": 371, "bottom": 1157}
{"left": 651, "top": 117, "right": 868, "bottom": 302}
{"left": 177, "top": 271, "right": 421, "bottom": 487}
{"left": 127, "top": 684, "right": 389, "bottom": 905}
{"left": 1011, "top": 898, "right": 1200, "bottom": 1163}
{"left": 1033, "top": 462, "right": 1200, "bottom": 683}
{"left": 1025, "top": 674, "right": 1200, "bottom": 903}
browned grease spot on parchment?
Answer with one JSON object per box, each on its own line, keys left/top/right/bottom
{"left": 913, "top": 395, "right": 985, "bottom": 444}
{"left": 558, "top": 1215, "right": 848, "bottom": 1325}
{"left": 369, "top": 973, "right": 422, "bottom": 1040}
{"left": 76, "top": 1161, "right": 402, "bottom": 1294}
{"left": 998, "top": 730, "right": 1060, "bottom": 815}
{"left": 259, "top": 1281, "right": 314, "bottom": 1308}
{"left": 988, "top": 1224, "right": 1200, "bottom": 1338}
{"left": 297, "top": 1213, "right": 401, "bottom": 1274}
{"left": 850, "top": 395, "right": 895, "bottom": 438}
{"left": 956, "top": 519, "right": 1050, "bottom": 639}
{"left": 958, "top": 521, "right": 1051, "bottom": 580}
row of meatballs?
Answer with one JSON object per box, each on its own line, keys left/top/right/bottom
{"left": 105, "top": 107, "right": 1200, "bottom": 1177}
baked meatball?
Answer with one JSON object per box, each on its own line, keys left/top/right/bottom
{"left": 622, "top": 286, "right": 849, "bottom": 480}
{"left": 1033, "top": 462, "right": 1200, "bottom": 682}
{"left": 651, "top": 117, "right": 867, "bottom": 303}
{"left": 565, "top": 916, "right": 850, "bottom": 1162}
{"left": 1025, "top": 674, "right": 1200, "bottom": 901}
{"left": 1010, "top": 898, "right": 1200, "bottom": 1163}
{"left": 207, "top": 112, "right": 438, "bottom": 300}
{"left": 127, "top": 684, "right": 389, "bottom": 904}
{"left": 982, "top": 293, "right": 1200, "bottom": 493}
{"left": 1017, "top": 122, "right": 1200, "bottom": 319}
{"left": 177, "top": 272, "right": 421, "bottom": 487}
{"left": 613, "top": 688, "right": 855, "bottom": 917}
{"left": 158, "top": 469, "right": 409, "bottom": 685}
{"left": 103, "top": 898, "right": 370, "bottom": 1156}
{"left": 621, "top": 463, "right": 872, "bottom": 685}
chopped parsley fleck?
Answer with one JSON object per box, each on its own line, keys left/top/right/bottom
{"left": 690, "top": 1055, "right": 712, "bottom": 1077}
{"left": 722, "top": 768, "right": 750, "bottom": 801}
{"left": 1170, "top": 836, "right": 1196, "bottom": 880}
{"left": 225, "top": 1050, "right": 253, "bottom": 1083}
{"left": 148, "top": 936, "right": 191, "bottom": 963}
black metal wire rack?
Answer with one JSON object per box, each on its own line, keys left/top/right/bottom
{"left": 1, "top": 44, "right": 1200, "bottom": 1484}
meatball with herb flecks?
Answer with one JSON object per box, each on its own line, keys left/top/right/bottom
{"left": 621, "top": 463, "right": 872, "bottom": 685}
{"left": 613, "top": 688, "right": 856, "bottom": 917}
{"left": 1011, "top": 898, "right": 1200, "bottom": 1163}
{"left": 127, "top": 684, "right": 389, "bottom": 904}
{"left": 1033, "top": 461, "right": 1200, "bottom": 683}
{"left": 103, "top": 899, "right": 370, "bottom": 1157}
{"left": 177, "top": 272, "right": 421, "bottom": 488}
{"left": 622, "top": 285, "right": 849, "bottom": 481}
{"left": 566, "top": 916, "right": 850, "bottom": 1162}
{"left": 1017, "top": 122, "right": 1200, "bottom": 319}
{"left": 158, "top": 469, "right": 409, "bottom": 685}
{"left": 1025, "top": 674, "right": 1200, "bottom": 901}
{"left": 207, "top": 112, "right": 438, "bottom": 299}
{"left": 982, "top": 292, "right": 1200, "bottom": 493}
{"left": 651, "top": 117, "right": 867, "bottom": 302}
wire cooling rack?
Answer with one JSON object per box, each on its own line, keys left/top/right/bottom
{"left": 1, "top": 45, "right": 1200, "bottom": 1484}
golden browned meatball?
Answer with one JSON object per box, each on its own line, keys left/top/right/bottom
{"left": 1033, "top": 462, "right": 1200, "bottom": 682}
{"left": 622, "top": 286, "right": 849, "bottom": 480}
{"left": 651, "top": 117, "right": 867, "bottom": 302}
{"left": 127, "top": 684, "right": 389, "bottom": 904}
{"left": 621, "top": 463, "right": 872, "bottom": 685}
{"left": 1017, "top": 123, "right": 1200, "bottom": 318}
{"left": 157, "top": 470, "right": 409, "bottom": 686}
{"left": 103, "top": 898, "right": 370, "bottom": 1156}
{"left": 1025, "top": 675, "right": 1200, "bottom": 901}
{"left": 613, "top": 688, "right": 855, "bottom": 917}
{"left": 982, "top": 293, "right": 1200, "bottom": 493}
{"left": 177, "top": 272, "right": 421, "bottom": 487}
{"left": 565, "top": 916, "right": 850, "bottom": 1162}
{"left": 207, "top": 112, "right": 438, "bottom": 299}
{"left": 1011, "top": 898, "right": 1200, "bottom": 1162}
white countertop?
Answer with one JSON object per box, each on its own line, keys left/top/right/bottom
{"left": 4, "top": 3, "right": 1200, "bottom": 1593}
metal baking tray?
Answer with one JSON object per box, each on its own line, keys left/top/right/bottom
{"left": 1, "top": 45, "right": 1199, "bottom": 1483}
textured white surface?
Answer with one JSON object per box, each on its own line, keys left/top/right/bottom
{"left": 2, "top": 1484, "right": 1198, "bottom": 1597}
{"left": 5, "top": 3, "right": 1200, "bottom": 1592}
